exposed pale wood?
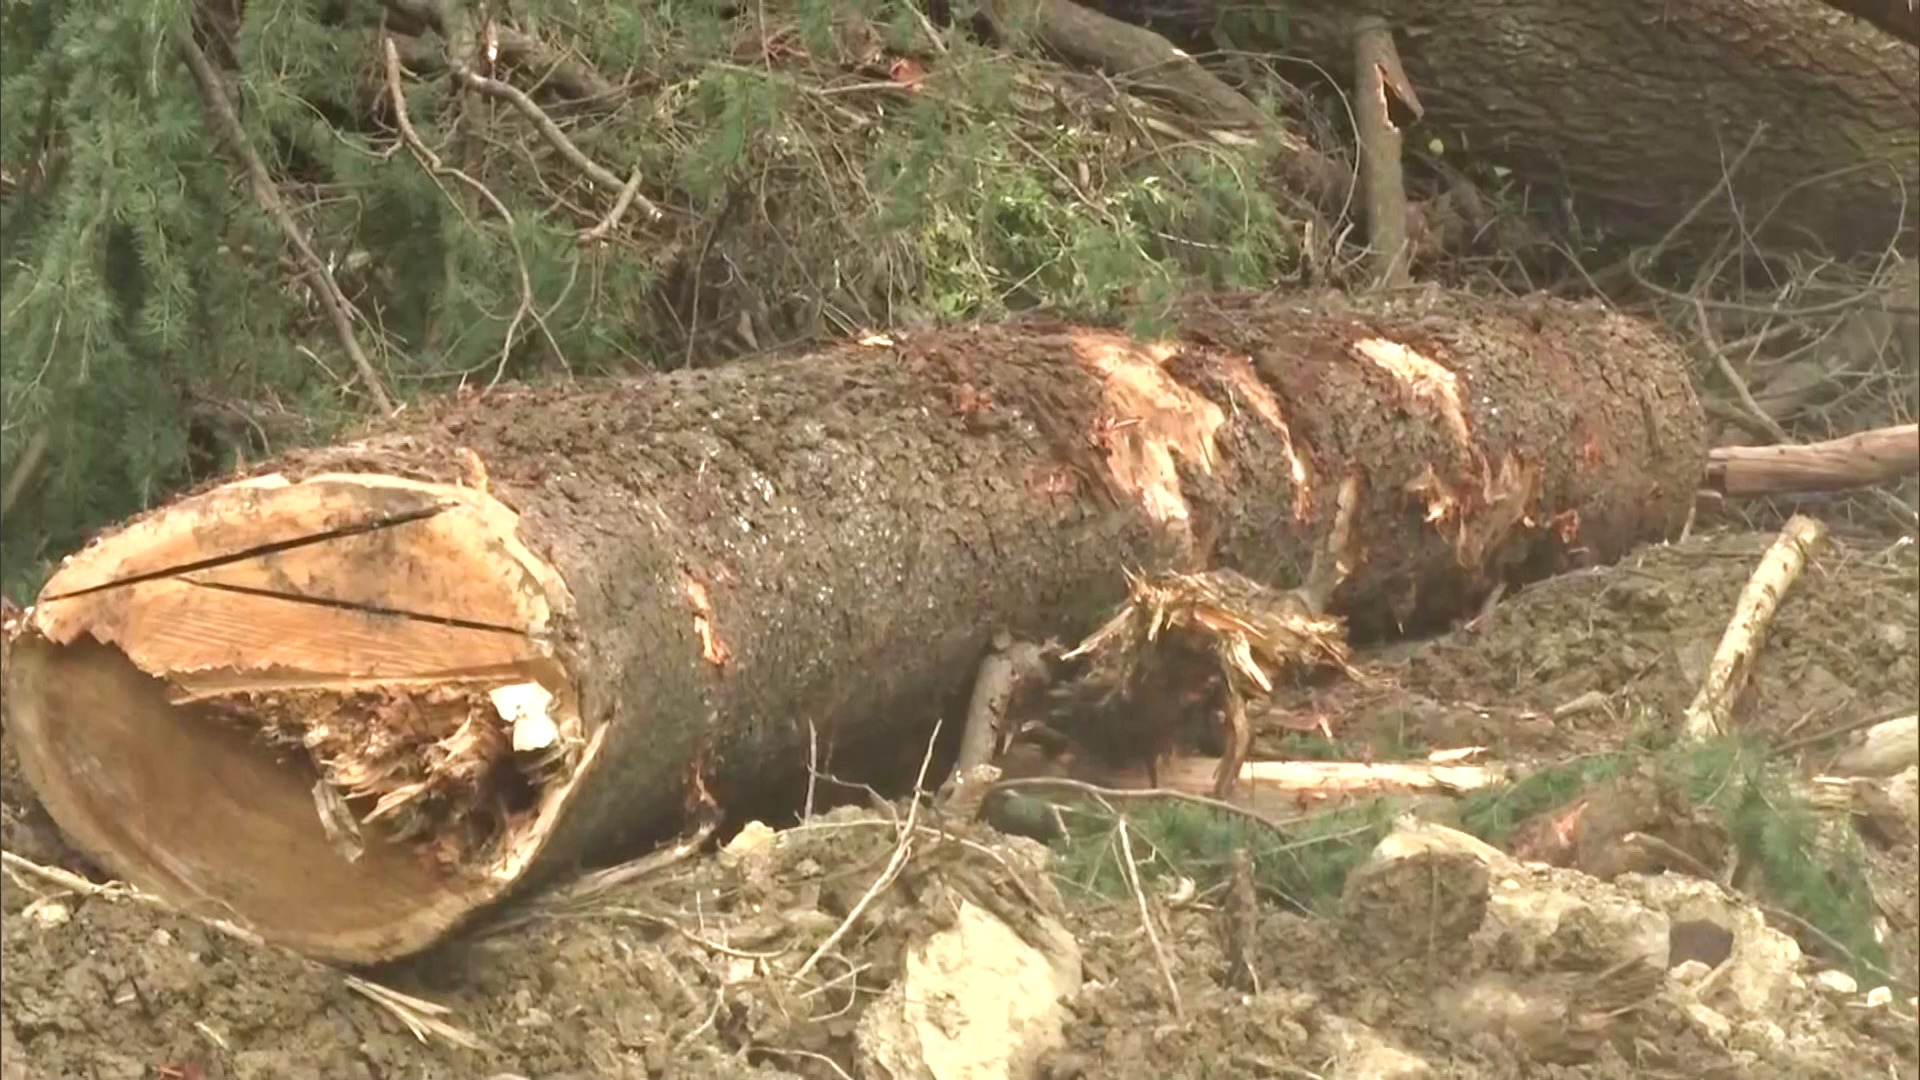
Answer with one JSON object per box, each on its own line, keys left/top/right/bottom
{"left": 4, "top": 467, "right": 591, "bottom": 963}
{"left": 1052, "top": 754, "right": 1506, "bottom": 805}
{"left": 44, "top": 577, "right": 543, "bottom": 680}
{"left": 1681, "top": 514, "right": 1826, "bottom": 741}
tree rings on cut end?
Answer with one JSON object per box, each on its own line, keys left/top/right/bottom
{"left": 3, "top": 469, "right": 596, "bottom": 964}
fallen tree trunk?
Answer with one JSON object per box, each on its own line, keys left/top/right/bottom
{"left": 1, "top": 289, "right": 1705, "bottom": 964}
{"left": 1105, "top": 0, "right": 1919, "bottom": 260}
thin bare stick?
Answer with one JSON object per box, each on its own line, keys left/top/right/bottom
{"left": 988, "top": 775, "right": 1307, "bottom": 838}
{"left": 790, "top": 719, "right": 942, "bottom": 984}
{"left": 581, "top": 169, "right": 645, "bottom": 243}
{"left": 383, "top": 36, "right": 555, "bottom": 390}
{"left": 1635, "top": 124, "right": 1767, "bottom": 276}
{"left": 1116, "top": 817, "right": 1182, "bottom": 1017}
{"left": 954, "top": 634, "right": 1049, "bottom": 775}
{"left": 342, "top": 973, "right": 488, "bottom": 1050}
{"left": 1682, "top": 514, "right": 1826, "bottom": 741}
{"left": 2, "top": 848, "right": 264, "bottom": 946}
{"left": 804, "top": 718, "right": 821, "bottom": 821}
{"left": 1693, "top": 297, "right": 1789, "bottom": 444}
{"left": 450, "top": 61, "right": 663, "bottom": 223}
{"left": 175, "top": 30, "right": 395, "bottom": 414}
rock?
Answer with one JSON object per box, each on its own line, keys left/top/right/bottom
{"left": 1321, "top": 1015, "right": 1432, "bottom": 1080}
{"left": 1812, "top": 969, "right": 1859, "bottom": 995}
{"left": 1619, "top": 873, "right": 1804, "bottom": 1016}
{"left": 1340, "top": 817, "right": 1503, "bottom": 963}
{"left": 1884, "top": 765, "right": 1919, "bottom": 838}
{"left": 1829, "top": 714, "right": 1918, "bottom": 778}
{"left": 722, "top": 820, "right": 777, "bottom": 865}
{"left": 855, "top": 896, "right": 1081, "bottom": 1080}
{"left": 1685, "top": 1000, "right": 1734, "bottom": 1043}
{"left": 1478, "top": 867, "right": 1671, "bottom": 975}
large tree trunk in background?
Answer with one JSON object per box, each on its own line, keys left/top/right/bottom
{"left": 1118, "top": 0, "right": 1919, "bottom": 260}
{"left": 1, "top": 289, "right": 1705, "bottom": 964}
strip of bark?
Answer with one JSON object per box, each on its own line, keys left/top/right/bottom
{"left": 1, "top": 288, "right": 1704, "bottom": 963}
{"left": 1707, "top": 422, "right": 1920, "bottom": 496}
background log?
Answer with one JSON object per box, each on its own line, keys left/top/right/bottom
{"left": 1, "top": 289, "right": 1705, "bottom": 963}
{"left": 1104, "top": 0, "right": 1919, "bottom": 259}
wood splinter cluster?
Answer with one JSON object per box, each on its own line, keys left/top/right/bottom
{"left": 2, "top": 470, "right": 591, "bottom": 959}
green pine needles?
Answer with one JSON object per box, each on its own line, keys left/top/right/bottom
{"left": 1, "top": 0, "right": 1311, "bottom": 595}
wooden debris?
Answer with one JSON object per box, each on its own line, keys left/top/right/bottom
{"left": 1681, "top": 514, "right": 1826, "bottom": 741}
{"left": 1708, "top": 423, "right": 1919, "bottom": 497}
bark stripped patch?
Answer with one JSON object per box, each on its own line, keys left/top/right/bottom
{"left": 1068, "top": 330, "right": 1226, "bottom": 527}
{"left": 1351, "top": 335, "right": 1544, "bottom": 568}
{"left": 1350, "top": 336, "right": 1473, "bottom": 454}
{"left": 683, "top": 575, "right": 732, "bottom": 668}
{"left": 1216, "top": 351, "right": 1316, "bottom": 522}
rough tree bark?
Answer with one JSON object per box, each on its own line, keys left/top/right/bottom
{"left": 1108, "top": 0, "right": 1919, "bottom": 260}
{"left": 2, "top": 289, "right": 1705, "bottom": 964}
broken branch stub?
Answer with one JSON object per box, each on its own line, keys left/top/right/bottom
{"left": 3, "top": 290, "right": 1705, "bottom": 963}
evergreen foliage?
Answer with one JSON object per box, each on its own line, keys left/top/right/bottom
{"left": 1044, "top": 734, "right": 1889, "bottom": 987}
{"left": 1045, "top": 794, "right": 1399, "bottom": 917}
{"left": 0, "top": 0, "right": 1316, "bottom": 595}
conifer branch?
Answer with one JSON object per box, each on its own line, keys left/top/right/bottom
{"left": 382, "top": 36, "right": 561, "bottom": 389}
{"left": 448, "top": 60, "right": 663, "bottom": 225}
{"left": 174, "top": 28, "right": 397, "bottom": 415}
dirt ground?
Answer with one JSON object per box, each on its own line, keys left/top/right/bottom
{"left": 4, "top": 525, "right": 1916, "bottom": 1080}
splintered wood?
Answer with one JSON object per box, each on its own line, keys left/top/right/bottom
{"left": 12, "top": 469, "right": 584, "bottom": 872}
{"left": 1059, "top": 566, "right": 1359, "bottom": 799}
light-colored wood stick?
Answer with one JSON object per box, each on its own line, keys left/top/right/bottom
{"left": 1681, "top": 514, "right": 1826, "bottom": 741}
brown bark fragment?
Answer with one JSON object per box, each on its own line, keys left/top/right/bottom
{"left": 2, "top": 289, "right": 1704, "bottom": 962}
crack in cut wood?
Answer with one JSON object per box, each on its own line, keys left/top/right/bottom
{"left": 39, "top": 503, "right": 454, "bottom": 603}
{"left": 180, "top": 577, "right": 534, "bottom": 637}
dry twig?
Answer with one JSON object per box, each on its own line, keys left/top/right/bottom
{"left": 450, "top": 61, "right": 664, "bottom": 224}
{"left": 789, "top": 719, "right": 942, "bottom": 984}
{"left": 1116, "top": 816, "right": 1182, "bottom": 1016}
{"left": 383, "top": 36, "right": 559, "bottom": 390}
{"left": 1693, "top": 296, "right": 1790, "bottom": 444}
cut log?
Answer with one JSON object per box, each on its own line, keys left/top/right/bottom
{"left": 0, "top": 289, "right": 1705, "bottom": 963}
